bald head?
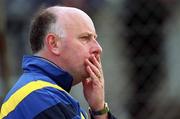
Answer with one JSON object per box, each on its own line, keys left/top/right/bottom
{"left": 46, "top": 6, "right": 95, "bottom": 40}
{"left": 46, "top": 6, "right": 87, "bottom": 16}
{"left": 30, "top": 6, "right": 94, "bottom": 53}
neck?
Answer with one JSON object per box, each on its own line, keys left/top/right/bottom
{"left": 35, "top": 50, "right": 80, "bottom": 85}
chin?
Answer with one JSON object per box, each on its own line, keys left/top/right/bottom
{"left": 83, "top": 71, "right": 90, "bottom": 78}
{"left": 79, "top": 73, "right": 89, "bottom": 81}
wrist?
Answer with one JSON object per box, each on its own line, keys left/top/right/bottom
{"left": 89, "top": 102, "right": 109, "bottom": 117}
{"left": 89, "top": 101, "right": 105, "bottom": 111}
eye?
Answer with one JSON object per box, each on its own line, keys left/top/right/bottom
{"left": 80, "top": 36, "right": 91, "bottom": 44}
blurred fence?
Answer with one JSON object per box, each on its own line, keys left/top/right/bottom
{"left": 120, "top": 0, "right": 180, "bottom": 119}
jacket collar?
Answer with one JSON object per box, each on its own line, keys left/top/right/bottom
{"left": 22, "top": 55, "right": 73, "bottom": 92}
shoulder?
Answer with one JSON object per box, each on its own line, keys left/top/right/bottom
{"left": 30, "top": 87, "right": 81, "bottom": 119}
{"left": 1, "top": 80, "right": 79, "bottom": 119}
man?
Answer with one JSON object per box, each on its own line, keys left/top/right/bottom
{"left": 0, "top": 6, "right": 117, "bottom": 119}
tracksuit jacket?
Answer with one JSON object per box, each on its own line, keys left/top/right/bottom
{"left": 0, "top": 55, "right": 116, "bottom": 119}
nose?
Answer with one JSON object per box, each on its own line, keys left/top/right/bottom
{"left": 90, "top": 40, "right": 102, "bottom": 55}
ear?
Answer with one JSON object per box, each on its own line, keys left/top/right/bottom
{"left": 45, "top": 34, "right": 61, "bottom": 55}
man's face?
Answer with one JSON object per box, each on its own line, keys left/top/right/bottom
{"left": 59, "top": 14, "right": 102, "bottom": 83}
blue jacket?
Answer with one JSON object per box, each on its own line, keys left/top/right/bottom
{"left": 0, "top": 55, "right": 87, "bottom": 119}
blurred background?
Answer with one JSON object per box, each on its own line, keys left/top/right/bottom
{"left": 0, "top": 0, "right": 180, "bottom": 119}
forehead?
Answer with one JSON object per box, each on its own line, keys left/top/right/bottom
{"left": 57, "top": 8, "right": 96, "bottom": 37}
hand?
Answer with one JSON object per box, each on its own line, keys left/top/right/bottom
{"left": 82, "top": 54, "right": 105, "bottom": 111}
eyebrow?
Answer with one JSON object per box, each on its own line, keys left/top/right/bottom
{"left": 79, "top": 32, "right": 98, "bottom": 39}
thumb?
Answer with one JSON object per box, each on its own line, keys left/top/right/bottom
{"left": 82, "top": 78, "right": 91, "bottom": 87}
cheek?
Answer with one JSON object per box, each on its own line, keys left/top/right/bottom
{"left": 74, "top": 48, "right": 90, "bottom": 68}
{"left": 73, "top": 42, "right": 90, "bottom": 58}
{"left": 75, "top": 48, "right": 88, "bottom": 62}
{"left": 63, "top": 39, "right": 90, "bottom": 62}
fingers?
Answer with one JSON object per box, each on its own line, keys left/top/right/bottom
{"left": 95, "top": 54, "right": 101, "bottom": 63}
{"left": 85, "top": 58, "right": 100, "bottom": 79}
{"left": 86, "top": 65, "right": 98, "bottom": 80}
{"left": 91, "top": 54, "right": 101, "bottom": 70}
{"left": 85, "top": 54, "right": 103, "bottom": 80}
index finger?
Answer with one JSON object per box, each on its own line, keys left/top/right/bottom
{"left": 95, "top": 54, "right": 101, "bottom": 63}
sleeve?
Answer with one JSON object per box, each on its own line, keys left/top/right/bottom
{"left": 90, "top": 111, "right": 118, "bottom": 119}
{"left": 29, "top": 87, "right": 78, "bottom": 119}
{"left": 107, "top": 112, "right": 118, "bottom": 119}
{"left": 34, "top": 102, "right": 76, "bottom": 119}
